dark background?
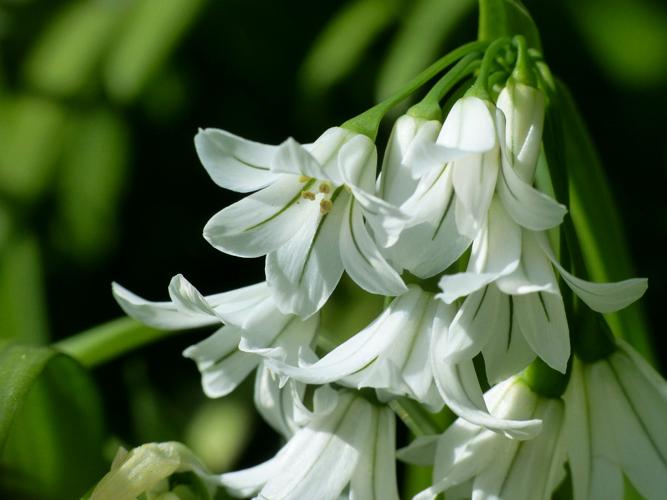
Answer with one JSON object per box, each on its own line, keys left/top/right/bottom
{"left": 0, "top": 0, "right": 666, "bottom": 496}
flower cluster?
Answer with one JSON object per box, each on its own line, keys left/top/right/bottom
{"left": 112, "top": 38, "right": 665, "bottom": 499}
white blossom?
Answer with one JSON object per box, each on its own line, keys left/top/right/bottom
{"left": 267, "top": 285, "right": 447, "bottom": 409}
{"left": 218, "top": 387, "right": 399, "bottom": 500}
{"left": 196, "top": 127, "right": 408, "bottom": 318}
{"left": 399, "top": 378, "right": 566, "bottom": 500}
{"left": 565, "top": 340, "right": 667, "bottom": 500}
{"left": 112, "top": 275, "right": 317, "bottom": 397}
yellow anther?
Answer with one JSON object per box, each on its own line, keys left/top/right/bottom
{"left": 318, "top": 182, "right": 331, "bottom": 194}
{"left": 299, "top": 175, "right": 311, "bottom": 183}
{"left": 320, "top": 199, "right": 333, "bottom": 214}
{"left": 302, "top": 191, "right": 316, "bottom": 200}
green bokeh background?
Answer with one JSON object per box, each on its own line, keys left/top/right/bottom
{"left": 0, "top": 0, "right": 666, "bottom": 498}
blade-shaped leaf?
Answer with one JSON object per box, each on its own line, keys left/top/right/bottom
{"left": 0, "top": 343, "right": 106, "bottom": 499}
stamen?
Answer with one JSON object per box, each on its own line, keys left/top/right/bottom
{"left": 318, "top": 182, "right": 331, "bottom": 194}
{"left": 302, "top": 191, "right": 316, "bottom": 200}
{"left": 299, "top": 175, "right": 311, "bottom": 183}
{"left": 320, "top": 199, "right": 333, "bottom": 214}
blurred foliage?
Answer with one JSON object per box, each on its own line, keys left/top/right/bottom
{"left": 0, "top": 0, "right": 665, "bottom": 498}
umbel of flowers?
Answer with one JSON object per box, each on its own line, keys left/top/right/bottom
{"left": 106, "top": 32, "right": 666, "bottom": 500}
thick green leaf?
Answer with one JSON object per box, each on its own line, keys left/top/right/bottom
{"left": 376, "top": 0, "right": 475, "bottom": 100}
{"left": 0, "top": 232, "right": 49, "bottom": 344}
{"left": 550, "top": 82, "right": 654, "bottom": 364}
{"left": 0, "top": 95, "right": 68, "bottom": 201}
{"left": 299, "top": 0, "right": 399, "bottom": 96}
{"left": 54, "top": 108, "right": 128, "bottom": 263}
{"left": 104, "top": 0, "right": 205, "bottom": 102}
{"left": 0, "top": 344, "right": 106, "bottom": 499}
{"left": 23, "top": 1, "right": 123, "bottom": 97}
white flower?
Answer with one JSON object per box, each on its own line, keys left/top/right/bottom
{"left": 399, "top": 378, "right": 567, "bottom": 500}
{"left": 377, "top": 115, "right": 471, "bottom": 279}
{"left": 267, "top": 285, "right": 448, "bottom": 409}
{"left": 196, "top": 127, "right": 408, "bottom": 318}
{"left": 218, "top": 387, "right": 399, "bottom": 500}
{"left": 429, "top": 82, "right": 647, "bottom": 374}
{"left": 565, "top": 340, "right": 667, "bottom": 500}
{"left": 112, "top": 275, "right": 318, "bottom": 397}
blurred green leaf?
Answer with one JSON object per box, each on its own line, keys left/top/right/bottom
{"left": 299, "top": 0, "right": 399, "bottom": 96}
{"left": 0, "top": 344, "right": 106, "bottom": 499}
{"left": 567, "top": 0, "right": 667, "bottom": 88}
{"left": 104, "top": 0, "right": 205, "bottom": 103}
{"left": 0, "top": 232, "right": 49, "bottom": 344}
{"left": 23, "top": 1, "right": 123, "bottom": 97}
{"left": 376, "top": 0, "right": 475, "bottom": 100}
{"left": 0, "top": 95, "right": 68, "bottom": 201}
{"left": 55, "top": 108, "right": 128, "bottom": 263}
{"left": 552, "top": 82, "right": 654, "bottom": 364}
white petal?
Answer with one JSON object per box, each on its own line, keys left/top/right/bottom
{"left": 218, "top": 454, "right": 284, "bottom": 497}
{"left": 349, "top": 407, "right": 399, "bottom": 500}
{"left": 306, "top": 127, "right": 352, "bottom": 184}
{"left": 514, "top": 291, "right": 570, "bottom": 373}
{"left": 497, "top": 152, "right": 567, "bottom": 231}
{"left": 392, "top": 166, "right": 471, "bottom": 278}
{"left": 564, "top": 361, "right": 593, "bottom": 500}
{"left": 587, "top": 361, "right": 625, "bottom": 500}
{"left": 203, "top": 176, "right": 315, "bottom": 258}
{"left": 379, "top": 116, "right": 440, "bottom": 201}
{"left": 482, "top": 296, "right": 535, "bottom": 384}
{"left": 272, "top": 137, "right": 329, "bottom": 179}
{"left": 431, "top": 356, "right": 542, "bottom": 439}
{"left": 268, "top": 287, "right": 423, "bottom": 384}
{"left": 438, "top": 199, "right": 521, "bottom": 302}
{"left": 535, "top": 232, "right": 648, "bottom": 313}
{"left": 111, "top": 282, "right": 219, "bottom": 330}
{"left": 438, "top": 96, "right": 497, "bottom": 153}
{"left": 605, "top": 355, "right": 667, "bottom": 498}
{"left": 254, "top": 364, "right": 304, "bottom": 438}
{"left": 167, "top": 274, "right": 221, "bottom": 320}
{"left": 352, "top": 186, "right": 409, "bottom": 248}
{"left": 452, "top": 148, "right": 499, "bottom": 239}
{"left": 339, "top": 197, "right": 407, "bottom": 296}
{"left": 442, "top": 285, "right": 508, "bottom": 363}
{"left": 194, "top": 128, "right": 279, "bottom": 192}
{"left": 495, "top": 230, "right": 559, "bottom": 295}
{"left": 259, "top": 393, "right": 369, "bottom": 500}
{"left": 336, "top": 134, "right": 377, "bottom": 192}
{"left": 496, "top": 83, "right": 545, "bottom": 182}
{"left": 396, "top": 434, "right": 440, "bottom": 466}
{"left": 183, "top": 326, "right": 258, "bottom": 398}
{"left": 500, "top": 399, "right": 566, "bottom": 500}
{"left": 266, "top": 190, "right": 346, "bottom": 317}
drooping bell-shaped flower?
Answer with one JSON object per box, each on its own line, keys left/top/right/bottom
{"left": 218, "top": 387, "right": 399, "bottom": 500}
{"left": 377, "top": 114, "right": 471, "bottom": 279}
{"left": 196, "top": 127, "right": 408, "bottom": 318}
{"left": 399, "top": 378, "right": 566, "bottom": 500}
{"left": 112, "top": 275, "right": 318, "bottom": 397}
{"left": 267, "top": 285, "right": 448, "bottom": 409}
{"left": 565, "top": 340, "right": 667, "bottom": 500}
{"left": 433, "top": 81, "right": 647, "bottom": 375}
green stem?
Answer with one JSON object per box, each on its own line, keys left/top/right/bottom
{"left": 478, "top": 0, "right": 511, "bottom": 41}
{"left": 408, "top": 53, "right": 482, "bottom": 121}
{"left": 467, "top": 37, "right": 511, "bottom": 100}
{"left": 511, "top": 35, "right": 535, "bottom": 86}
{"left": 388, "top": 398, "right": 442, "bottom": 436}
{"left": 54, "top": 318, "right": 183, "bottom": 368}
{"left": 342, "top": 40, "right": 489, "bottom": 139}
